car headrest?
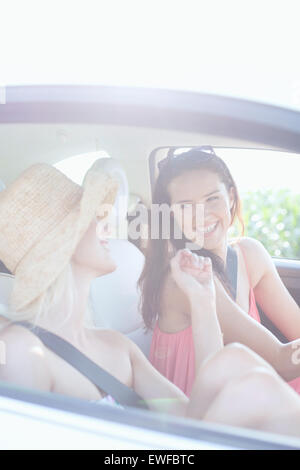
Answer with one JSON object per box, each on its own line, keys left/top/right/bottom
{"left": 89, "top": 239, "right": 145, "bottom": 334}
{"left": 84, "top": 158, "right": 129, "bottom": 223}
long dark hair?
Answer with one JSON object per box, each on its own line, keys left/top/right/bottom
{"left": 139, "top": 148, "right": 244, "bottom": 330}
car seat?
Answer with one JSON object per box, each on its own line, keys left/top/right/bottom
{"left": 89, "top": 239, "right": 152, "bottom": 356}
{"left": 87, "top": 158, "right": 152, "bottom": 356}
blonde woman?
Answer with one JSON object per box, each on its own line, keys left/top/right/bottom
{"left": 0, "top": 162, "right": 300, "bottom": 437}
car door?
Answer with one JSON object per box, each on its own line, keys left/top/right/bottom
{"left": 1, "top": 85, "right": 300, "bottom": 449}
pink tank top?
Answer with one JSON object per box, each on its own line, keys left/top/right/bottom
{"left": 150, "top": 243, "right": 300, "bottom": 395}
{"left": 150, "top": 323, "right": 195, "bottom": 397}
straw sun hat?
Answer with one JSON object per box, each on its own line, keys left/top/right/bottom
{"left": 0, "top": 161, "right": 118, "bottom": 312}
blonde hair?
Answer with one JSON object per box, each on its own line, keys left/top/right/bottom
{"left": 0, "top": 263, "right": 97, "bottom": 332}
{"left": 2, "top": 264, "right": 75, "bottom": 327}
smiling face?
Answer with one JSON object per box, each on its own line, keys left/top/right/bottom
{"left": 72, "top": 217, "right": 117, "bottom": 278}
{"left": 168, "top": 169, "right": 235, "bottom": 254}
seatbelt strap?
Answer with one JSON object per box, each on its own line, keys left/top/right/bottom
{"left": 14, "top": 321, "right": 147, "bottom": 410}
{"left": 226, "top": 245, "right": 238, "bottom": 301}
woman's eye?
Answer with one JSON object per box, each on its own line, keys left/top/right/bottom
{"left": 207, "top": 196, "right": 219, "bottom": 202}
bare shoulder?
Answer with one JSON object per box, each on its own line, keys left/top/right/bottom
{"left": 92, "top": 328, "right": 143, "bottom": 365}
{"left": 92, "top": 328, "right": 132, "bottom": 352}
{"left": 0, "top": 324, "right": 52, "bottom": 390}
{"left": 0, "top": 322, "right": 44, "bottom": 348}
{"left": 233, "top": 237, "right": 272, "bottom": 286}
{"left": 236, "top": 236, "right": 268, "bottom": 257}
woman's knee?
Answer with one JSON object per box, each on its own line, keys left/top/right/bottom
{"left": 204, "top": 367, "right": 280, "bottom": 428}
{"left": 196, "top": 344, "right": 250, "bottom": 391}
{"left": 196, "top": 343, "right": 273, "bottom": 396}
{"left": 234, "top": 366, "right": 280, "bottom": 396}
{"left": 200, "top": 343, "right": 264, "bottom": 377}
{"left": 223, "top": 367, "right": 285, "bottom": 415}
{"left": 215, "top": 342, "right": 272, "bottom": 372}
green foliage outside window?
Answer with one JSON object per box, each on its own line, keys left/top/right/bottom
{"left": 230, "top": 189, "right": 300, "bottom": 259}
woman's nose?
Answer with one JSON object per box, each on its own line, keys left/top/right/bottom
{"left": 204, "top": 203, "right": 213, "bottom": 221}
{"left": 192, "top": 203, "right": 205, "bottom": 228}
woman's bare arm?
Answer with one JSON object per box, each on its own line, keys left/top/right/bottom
{"left": 241, "top": 238, "right": 300, "bottom": 341}
{"left": 0, "top": 325, "right": 52, "bottom": 391}
{"left": 215, "top": 277, "right": 300, "bottom": 381}
{"left": 170, "top": 251, "right": 224, "bottom": 370}
{"left": 130, "top": 250, "right": 224, "bottom": 415}
{"left": 129, "top": 338, "right": 189, "bottom": 415}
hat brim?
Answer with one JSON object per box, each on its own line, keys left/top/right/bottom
{"left": 12, "top": 168, "right": 118, "bottom": 311}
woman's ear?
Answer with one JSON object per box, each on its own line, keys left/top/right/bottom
{"left": 229, "top": 186, "right": 235, "bottom": 212}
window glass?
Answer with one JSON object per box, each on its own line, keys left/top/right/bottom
{"left": 150, "top": 147, "right": 300, "bottom": 260}
{"left": 217, "top": 148, "right": 300, "bottom": 260}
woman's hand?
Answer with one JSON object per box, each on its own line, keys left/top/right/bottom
{"left": 170, "top": 250, "right": 222, "bottom": 368}
{"left": 170, "top": 249, "right": 216, "bottom": 304}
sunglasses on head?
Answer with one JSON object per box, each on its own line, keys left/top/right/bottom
{"left": 157, "top": 145, "right": 217, "bottom": 172}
